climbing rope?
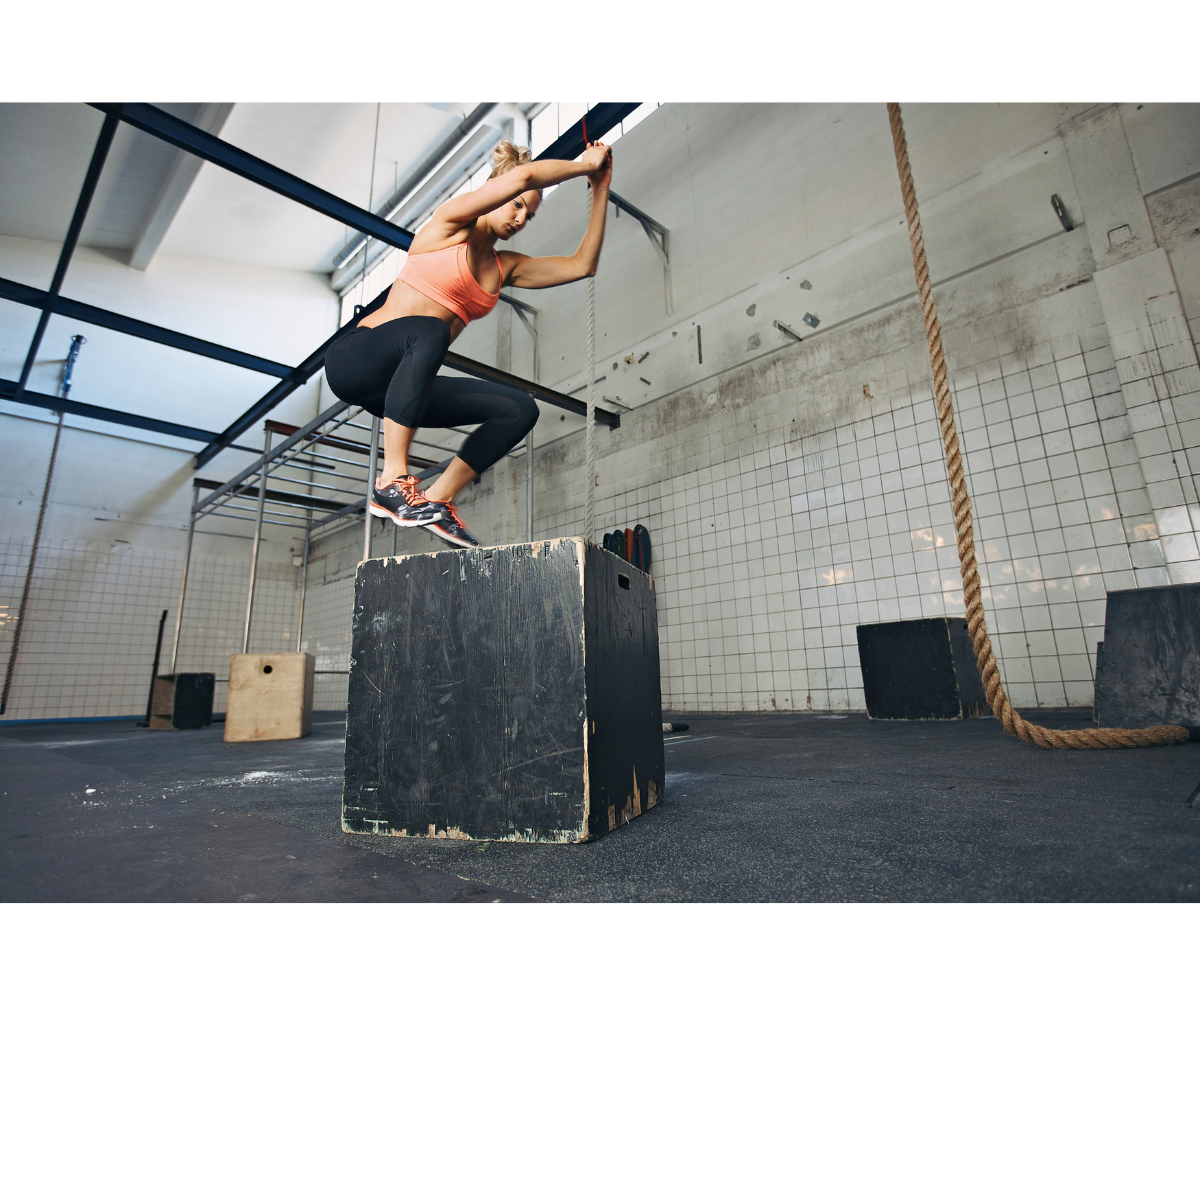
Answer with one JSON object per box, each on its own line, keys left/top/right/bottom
{"left": 886, "top": 102, "right": 1188, "bottom": 750}
{"left": 585, "top": 175, "right": 597, "bottom": 544}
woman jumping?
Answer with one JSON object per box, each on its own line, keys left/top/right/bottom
{"left": 323, "top": 137, "right": 614, "bottom": 548}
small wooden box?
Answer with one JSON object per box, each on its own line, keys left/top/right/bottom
{"left": 342, "top": 538, "right": 665, "bottom": 843}
{"left": 224, "top": 652, "right": 315, "bottom": 742}
{"left": 149, "top": 673, "right": 214, "bottom": 730}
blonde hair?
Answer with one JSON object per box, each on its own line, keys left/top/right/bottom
{"left": 489, "top": 140, "right": 541, "bottom": 194}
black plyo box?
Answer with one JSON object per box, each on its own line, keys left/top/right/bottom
{"left": 1094, "top": 583, "right": 1200, "bottom": 728}
{"left": 342, "top": 538, "right": 665, "bottom": 843}
{"left": 856, "top": 617, "right": 986, "bottom": 720}
{"left": 149, "top": 672, "right": 214, "bottom": 730}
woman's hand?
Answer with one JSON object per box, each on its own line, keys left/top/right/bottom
{"left": 582, "top": 141, "right": 612, "bottom": 185}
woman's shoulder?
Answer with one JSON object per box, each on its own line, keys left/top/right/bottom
{"left": 495, "top": 249, "right": 529, "bottom": 284}
{"left": 407, "top": 218, "right": 474, "bottom": 255}
{"left": 407, "top": 233, "right": 469, "bottom": 256}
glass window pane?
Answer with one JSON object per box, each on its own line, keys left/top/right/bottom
{"left": 617, "top": 102, "right": 659, "bottom": 138}
{"left": 530, "top": 105, "right": 557, "bottom": 158}
{"left": 559, "top": 102, "right": 588, "bottom": 139}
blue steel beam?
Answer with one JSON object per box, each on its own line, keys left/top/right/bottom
{"left": 83, "top": 102, "right": 631, "bottom": 469}
{"left": 0, "top": 276, "right": 294, "bottom": 379}
{"left": 90, "top": 103, "right": 416, "bottom": 253}
{"left": 2, "top": 378, "right": 226, "bottom": 444}
{"left": 193, "top": 310, "right": 376, "bottom": 468}
{"left": 14, "top": 111, "right": 120, "bottom": 405}
{"left": 535, "top": 103, "right": 642, "bottom": 163}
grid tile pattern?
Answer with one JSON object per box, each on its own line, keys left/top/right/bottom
{"left": 300, "top": 573, "right": 354, "bottom": 711}
{"left": 0, "top": 534, "right": 299, "bottom": 721}
{"left": 466, "top": 282, "right": 1184, "bottom": 714}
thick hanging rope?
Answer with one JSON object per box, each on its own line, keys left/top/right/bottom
{"left": 585, "top": 179, "right": 597, "bottom": 544}
{"left": 887, "top": 102, "right": 1187, "bottom": 750}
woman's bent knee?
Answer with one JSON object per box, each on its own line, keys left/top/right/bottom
{"left": 517, "top": 392, "right": 539, "bottom": 434}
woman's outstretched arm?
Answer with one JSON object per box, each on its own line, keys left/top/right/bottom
{"left": 429, "top": 143, "right": 611, "bottom": 232}
{"left": 500, "top": 153, "right": 613, "bottom": 289}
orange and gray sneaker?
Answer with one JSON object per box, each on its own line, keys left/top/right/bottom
{"left": 428, "top": 501, "right": 480, "bottom": 548}
{"left": 369, "top": 475, "right": 447, "bottom": 527}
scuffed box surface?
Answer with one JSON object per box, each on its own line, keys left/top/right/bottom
{"left": 342, "top": 538, "right": 664, "bottom": 842}
{"left": 1095, "top": 584, "right": 1200, "bottom": 729}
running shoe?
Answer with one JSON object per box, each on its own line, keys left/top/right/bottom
{"left": 427, "top": 501, "right": 480, "bottom": 548}
{"left": 369, "top": 475, "right": 446, "bottom": 527}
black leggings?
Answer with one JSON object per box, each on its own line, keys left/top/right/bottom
{"left": 323, "top": 315, "right": 539, "bottom": 476}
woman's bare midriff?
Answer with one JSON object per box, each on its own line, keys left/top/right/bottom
{"left": 357, "top": 278, "right": 465, "bottom": 341}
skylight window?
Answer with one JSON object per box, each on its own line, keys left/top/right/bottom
{"left": 530, "top": 102, "right": 659, "bottom": 159}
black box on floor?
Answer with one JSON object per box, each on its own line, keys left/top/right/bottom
{"left": 856, "top": 617, "right": 986, "bottom": 720}
{"left": 149, "top": 673, "right": 214, "bottom": 730}
{"left": 342, "top": 538, "right": 665, "bottom": 843}
{"left": 1094, "top": 582, "right": 1200, "bottom": 728}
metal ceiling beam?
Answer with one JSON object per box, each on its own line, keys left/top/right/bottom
{"left": 536, "top": 103, "right": 642, "bottom": 163}
{"left": 0, "top": 275, "right": 293, "bottom": 378}
{"left": 129, "top": 102, "right": 236, "bottom": 270}
{"left": 333, "top": 101, "right": 648, "bottom": 307}
{"left": 332, "top": 102, "right": 498, "bottom": 272}
{"left": 88, "top": 102, "right": 629, "bottom": 468}
{"left": 1, "top": 378, "right": 226, "bottom": 444}
{"left": 336, "top": 102, "right": 643, "bottom": 291}
{"left": 194, "top": 287, "right": 620, "bottom": 469}
{"left": 442, "top": 351, "right": 619, "bottom": 428}
{"left": 261, "top": 418, "right": 440, "bottom": 472}
{"left": 193, "top": 477, "right": 351, "bottom": 514}
{"left": 193, "top": 320, "right": 363, "bottom": 468}
{"left": 89, "top": 102, "right": 415, "bottom": 253}
{"left": 13, "top": 111, "right": 120, "bottom": 406}
{"left": 331, "top": 125, "right": 504, "bottom": 293}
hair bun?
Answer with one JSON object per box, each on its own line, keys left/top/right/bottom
{"left": 489, "top": 139, "right": 533, "bottom": 178}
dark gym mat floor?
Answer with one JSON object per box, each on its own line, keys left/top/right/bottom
{"left": 2, "top": 711, "right": 1198, "bottom": 902}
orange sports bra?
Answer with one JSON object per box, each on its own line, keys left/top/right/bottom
{"left": 397, "top": 242, "right": 502, "bottom": 326}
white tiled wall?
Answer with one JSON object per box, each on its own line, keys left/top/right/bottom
{"left": 460, "top": 280, "right": 1187, "bottom": 714}
{"left": 0, "top": 533, "right": 300, "bottom": 721}
{"left": 300, "top": 572, "right": 355, "bottom": 711}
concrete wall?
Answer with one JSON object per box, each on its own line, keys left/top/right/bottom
{"left": 0, "top": 235, "right": 337, "bottom": 719}
{"left": 354, "top": 101, "right": 1200, "bottom": 714}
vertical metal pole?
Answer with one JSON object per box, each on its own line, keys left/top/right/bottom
{"left": 363, "top": 414, "right": 380, "bottom": 561}
{"left": 169, "top": 489, "right": 198, "bottom": 674}
{"left": 0, "top": 412, "right": 65, "bottom": 716}
{"left": 525, "top": 431, "right": 533, "bottom": 542}
{"left": 661, "top": 228, "right": 673, "bottom": 316}
{"left": 242, "top": 427, "right": 272, "bottom": 655}
{"left": 140, "top": 609, "right": 168, "bottom": 726}
{"left": 584, "top": 182, "right": 596, "bottom": 544}
{"left": 0, "top": 330, "right": 91, "bottom": 714}
{"left": 295, "top": 521, "right": 311, "bottom": 654}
